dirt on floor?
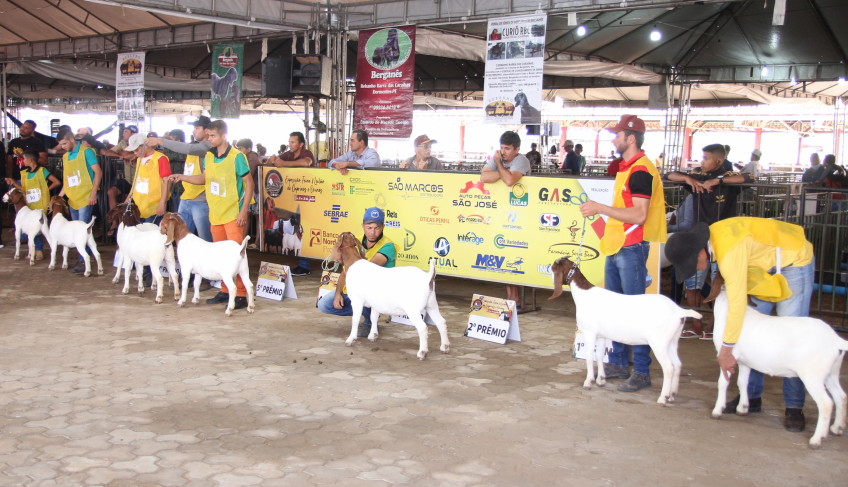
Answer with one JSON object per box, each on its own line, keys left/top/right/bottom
{"left": 1, "top": 238, "right": 848, "bottom": 486}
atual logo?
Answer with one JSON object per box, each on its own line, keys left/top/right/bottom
{"left": 494, "top": 234, "right": 528, "bottom": 249}
{"left": 433, "top": 237, "right": 451, "bottom": 257}
{"left": 457, "top": 232, "right": 484, "bottom": 245}
{"left": 509, "top": 182, "right": 529, "bottom": 207}
{"left": 472, "top": 254, "right": 525, "bottom": 274}
{"left": 404, "top": 228, "right": 416, "bottom": 251}
{"left": 324, "top": 204, "right": 348, "bottom": 223}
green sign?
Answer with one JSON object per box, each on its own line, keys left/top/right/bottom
{"left": 211, "top": 43, "right": 243, "bottom": 119}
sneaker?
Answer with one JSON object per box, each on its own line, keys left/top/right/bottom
{"left": 233, "top": 297, "right": 248, "bottom": 310}
{"left": 70, "top": 261, "right": 86, "bottom": 274}
{"left": 206, "top": 292, "right": 229, "bottom": 305}
{"left": 784, "top": 408, "right": 806, "bottom": 432}
{"left": 723, "top": 395, "right": 762, "bottom": 414}
{"left": 357, "top": 324, "right": 371, "bottom": 338}
{"left": 603, "top": 364, "right": 631, "bottom": 379}
{"left": 617, "top": 373, "right": 651, "bottom": 392}
{"left": 290, "top": 266, "right": 310, "bottom": 276}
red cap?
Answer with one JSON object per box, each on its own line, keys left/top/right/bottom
{"left": 607, "top": 114, "right": 646, "bottom": 134}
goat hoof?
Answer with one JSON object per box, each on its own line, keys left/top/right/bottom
{"left": 191, "top": 298, "right": 199, "bottom": 305}
{"left": 831, "top": 425, "right": 843, "bottom": 436}
{"left": 178, "top": 301, "right": 184, "bottom": 308}
{"left": 440, "top": 344, "right": 450, "bottom": 354}
{"left": 84, "top": 271, "right": 91, "bottom": 277}
{"left": 62, "top": 264, "right": 67, "bottom": 269}
{"left": 809, "top": 440, "right": 822, "bottom": 450}
{"left": 155, "top": 297, "right": 163, "bottom": 304}
{"left": 657, "top": 397, "right": 668, "bottom": 406}
{"left": 417, "top": 350, "right": 427, "bottom": 360}
{"left": 112, "top": 277, "right": 119, "bottom": 284}
{"left": 13, "top": 255, "right": 20, "bottom": 260}
{"left": 29, "top": 260, "right": 35, "bottom": 266}
{"left": 368, "top": 333, "right": 378, "bottom": 342}
{"left": 48, "top": 265, "right": 55, "bottom": 271}
{"left": 345, "top": 338, "right": 354, "bottom": 347}
{"left": 711, "top": 412, "right": 723, "bottom": 420}
{"left": 596, "top": 377, "right": 606, "bottom": 387}
{"left": 122, "top": 288, "right": 129, "bottom": 295}
{"left": 225, "top": 308, "right": 233, "bottom": 316}
{"left": 247, "top": 307, "right": 255, "bottom": 315}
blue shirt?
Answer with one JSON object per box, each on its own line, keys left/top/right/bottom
{"left": 563, "top": 151, "right": 580, "bottom": 174}
{"left": 68, "top": 141, "right": 100, "bottom": 181}
{"left": 329, "top": 147, "right": 381, "bottom": 169}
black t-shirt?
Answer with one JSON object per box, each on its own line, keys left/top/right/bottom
{"left": 678, "top": 167, "right": 750, "bottom": 224}
{"left": 7, "top": 136, "right": 46, "bottom": 180}
{"left": 628, "top": 171, "right": 653, "bottom": 197}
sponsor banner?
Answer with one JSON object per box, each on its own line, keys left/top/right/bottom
{"left": 211, "top": 43, "right": 244, "bottom": 119}
{"left": 256, "top": 261, "right": 297, "bottom": 301}
{"left": 483, "top": 14, "right": 546, "bottom": 125}
{"left": 353, "top": 26, "right": 416, "bottom": 138}
{"left": 464, "top": 294, "right": 520, "bottom": 344}
{"left": 115, "top": 51, "right": 145, "bottom": 123}
{"left": 260, "top": 167, "right": 661, "bottom": 292}
{"left": 318, "top": 270, "right": 341, "bottom": 302}
{"left": 573, "top": 330, "right": 613, "bottom": 363}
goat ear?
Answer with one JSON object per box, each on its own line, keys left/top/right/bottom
{"left": 704, "top": 271, "right": 724, "bottom": 303}
{"left": 549, "top": 262, "right": 564, "bottom": 300}
{"left": 164, "top": 218, "right": 175, "bottom": 244}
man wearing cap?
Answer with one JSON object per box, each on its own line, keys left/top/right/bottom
{"left": 144, "top": 116, "right": 213, "bottom": 243}
{"left": 400, "top": 135, "right": 443, "bottom": 170}
{"left": 665, "top": 217, "right": 814, "bottom": 432}
{"left": 124, "top": 132, "right": 172, "bottom": 222}
{"left": 667, "top": 143, "right": 753, "bottom": 338}
{"left": 329, "top": 129, "right": 381, "bottom": 175}
{"left": 525, "top": 143, "right": 542, "bottom": 168}
{"left": 317, "top": 207, "right": 398, "bottom": 337}
{"left": 741, "top": 149, "right": 762, "bottom": 178}
{"left": 560, "top": 140, "right": 580, "bottom": 175}
{"left": 579, "top": 114, "right": 667, "bottom": 393}
{"left": 266, "top": 131, "right": 316, "bottom": 276}
{"left": 105, "top": 125, "right": 139, "bottom": 160}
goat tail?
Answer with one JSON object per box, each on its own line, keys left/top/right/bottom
{"left": 86, "top": 216, "right": 97, "bottom": 229}
{"left": 427, "top": 258, "right": 437, "bottom": 292}
{"left": 681, "top": 308, "right": 703, "bottom": 321}
{"left": 239, "top": 235, "right": 251, "bottom": 257}
{"left": 837, "top": 338, "right": 848, "bottom": 352}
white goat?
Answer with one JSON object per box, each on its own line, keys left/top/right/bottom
{"left": 45, "top": 196, "right": 103, "bottom": 276}
{"left": 328, "top": 232, "right": 449, "bottom": 360}
{"left": 706, "top": 273, "right": 848, "bottom": 449}
{"left": 550, "top": 257, "right": 701, "bottom": 405}
{"left": 160, "top": 213, "right": 255, "bottom": 316}
{"left": 282, "top": 233, "right": 301, "bottom": 256}
{"left": 106, "top": 204, "right": 161, "bottom": 286}
{"left": 3, "top": 187, "right": 50, "bottom": 265}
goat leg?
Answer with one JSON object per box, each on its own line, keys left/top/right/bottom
{"left": 427, "top": 297, "right": 450, "bottom": 354}
{"left": 88, "top": 235, "right": 103, "bottom": 275}
{"left": 178, "top": 269, "right": 191, "bottom": 307}
{"left": 802, "top": 373, "right": 833, "bottom": 449}
{"left": 826, "top": 357, "right": 847, "bottom": 436}
{"left": 408, "top": 313, "right": 429, "bottom": 360}
{"left": 712, "top": 370, "right": 731, "bottom": 419}
{"left": 735, "top": 366, "right": 752, "bottom": 415}
{"left": 239, "top": 265, "right": 256, "bottom": 314}
{"left": 61, "top": 247, "right": 70, "bottom": 269}
{"left": 582, "top": 332, "right": 597, "bottom": 389}
{"left": 368, "top": 308, "right": 380, "bottom": 343}
{"left": 27, "top": 238, "right": 36, "bottom": 266}
{"left": 49, "top": 244, "right": 57, "bottom": 270}
{"left": 222, "top": 277, "right": 237, "bottom": 316}
{"left": 345, "top": 303, "right": 363, "bottom": 346}
{"left": 152, "top": 266, "right": 165, "bottom": 303}
{"left": 13, "top": 230, "right": 21, "bottom": 260}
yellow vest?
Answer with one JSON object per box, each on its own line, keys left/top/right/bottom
{"left": 181, "top": 154, "right": 205, "bottom": 200}
{"left": 131, "top": 151, "right": 168, "bottom": 219}
{"left": 599, "top": 153, "right": 667, "bottom": 255}
{"left": 205, "top": 147, "right": 241, "bottom": 225}
{"left": 709, "top": 217, "right": 814, "bottom": 344}
{"left": 62, "top": 145, "right": 95, "bottom": 210}
{"left": 21, "top": 168, "right": 49, "bottom": 212}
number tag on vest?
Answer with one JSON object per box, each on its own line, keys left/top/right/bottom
{"left": 26, "top": 188, "right": 41, "bottom": 204}
{"left": 210, "top": 179, "right": 225, "bottom": 197}
{"left": 67, "top": 172, "right": 81, "bottom": 187}
{"left": 136, "top": 178, "right": 149, "bottom": 194}
{"left": 184, "top": 162, "right": 194, "bottom": 175}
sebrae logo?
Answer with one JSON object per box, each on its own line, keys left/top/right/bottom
{"left": 324, "top": 204, "right": 348, "bottom": 223}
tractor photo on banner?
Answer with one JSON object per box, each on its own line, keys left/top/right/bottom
{"left": 211, "top": 43, "right": 244, "bottom": 119}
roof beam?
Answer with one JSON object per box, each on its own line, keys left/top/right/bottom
{"left": 6, "top": 0, "right": 72, "bottom": 40}
{"left": 545, "top": 11, "right": 631, "bottom": 61}
{"left": 806, "top": 0, "right": 848, "bottom": 67}
{"left": 53, "top": 0, "right": 121, "bottom": 33}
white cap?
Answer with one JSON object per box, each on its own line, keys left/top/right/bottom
{"left": 126, "top": 133, "right": 146, "bottom": 151}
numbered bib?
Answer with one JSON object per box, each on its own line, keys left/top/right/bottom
{"left": 210, "top": 179, "right": 226, "bottom": 197}
{"left": 183, "top": 162, "right": 195, "bottom": 175}
{"left": 26, "top": 188, "right": 41, "bottom": 204}
{"left": 67, "top": 173, "right": 81, "bottom": 187}
{"left": 136, "top": 178, "right": 149, "bottom": 194}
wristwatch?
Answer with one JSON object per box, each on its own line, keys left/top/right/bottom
{"left": 716, "top": 174, "right": 725, "bottom": 184}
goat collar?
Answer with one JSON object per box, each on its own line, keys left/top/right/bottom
{"left": 564, "top": 265, "right": 578, "bottom": 285}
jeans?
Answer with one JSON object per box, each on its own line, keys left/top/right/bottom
{"left": 69, "top": 205, "right": 94, "bottom": 262}
{"left": 298, "top": 258, "right": 310, "bottom": 271}
{"left": 177, "top": 198, "right": 212, "bottom": 242}
{"left": 19, "top": 233, "right": 43, "bottom": 251}
{"left": 745, "top": 260, "right": 814, "bottom": 409}
{"left": 604, "top": 241, "right": 652, "bottom": 376}
{"left": 317, "top": 292, "right": 372, "bottom": 325}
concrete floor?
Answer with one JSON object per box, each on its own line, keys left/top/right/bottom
{"left": 1, "top": 244, "right": 847, "bottom": 486}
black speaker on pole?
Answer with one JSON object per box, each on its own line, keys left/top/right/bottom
{"left": 290, "top": 55, "right": 332, "bottom": 97}
{"left": 262, "top": 57, "right": 293, "bottom": 98}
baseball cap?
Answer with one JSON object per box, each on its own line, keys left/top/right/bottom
{"left": 607, "top": 114, "right": 646, "bottom": 134}
{"left": 563, "top": 139, "right": 574, "bottom": 147}
{"left": 752, "top": 149, "right": 762, "bottom": 158}
{"left": 664, "top": 222, "right": 710, "bottom": 283}
{"left": 414, "top": 134, "right": 436, "bottom": 147}
{"left": 362, "top": 207, "right": 385, "bottom": 225}
{"left": 125, "top": 133, "right": 146, "bottom": 151}
{"left": 124, "top": 125, "right": 138, "bottom": 134}
{"left": 191, "top": 115, "right": 212, "bottom": 128}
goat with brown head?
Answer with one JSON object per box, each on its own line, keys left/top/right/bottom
{"left": 106, "top": 202, "right": 142, "bottom": 228}
{"left": 328, "top": 232, "right": 366, "bottom": 269}
{"left": 160, "top": 212, "right": 191, "bottom": 246}
{"left": 549, "top": 256, "right": 592, "bottom": 300}
{"left": 47, "top": 196, "right": 70, "bottom": 219}
{"left": 3, "top": 186, "right": 50, "bottom": 265}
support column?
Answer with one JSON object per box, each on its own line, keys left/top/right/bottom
{"left": 459, "top": 120, "right": 466, "bottom": 164}
{"left": 682, "top": 128, "right": 693, "bottom": 165}
{"left": 754, "top": 127, "right": 762, "bottom": 150}
{"left": 560, "top": 126, "right": 567, "bottom": 164}
{"left": 797, "top": 134, "right": 803, "bottom": 167}
{"left": 594, "top": 130, "right": 600, "bottom": 158}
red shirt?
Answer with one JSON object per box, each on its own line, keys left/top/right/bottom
{"left": 616, "top": 151, "right": 653, "bottom": 247}
{"left": 606, "top": 157, "right": 622, "bottom": 176}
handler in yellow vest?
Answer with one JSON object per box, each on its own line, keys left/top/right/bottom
{"left": 5, "top": 149, "right": 60, "bottom": 260}
{"left": 579, "top": 114, "right": 667, "bottom": 394}
{"left": 168, "top": 120, "right": 254, "bottom": 310}
{"left": 124, "top": 133, "right": 171, "bottom": 221}
{"left": 56, "top": 127, "right": 102, "bottom": 272}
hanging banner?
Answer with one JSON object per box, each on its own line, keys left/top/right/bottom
{"left": 115, "top": 51, "right": 145, "bottom": 123}
{"left": 353, "top": 26, "right": 416, "bottom": 138}
{"left": 483, "top": 14, "right": 547, "bottom": 125}
{"left": 260, "top": 167, "right": 662, "bottom": 292}
{"left": 211, "top": 43, "right": 244, "bottom": 119}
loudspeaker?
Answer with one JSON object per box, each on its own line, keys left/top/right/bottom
{"left": 291, "top": 55, "right": 332, "bottom": 97}
{"left": 262, "top": 57, "right": 293, "bottom": 98}
{"left": 526, "top": 125, "right": 541, "bottom": 136}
